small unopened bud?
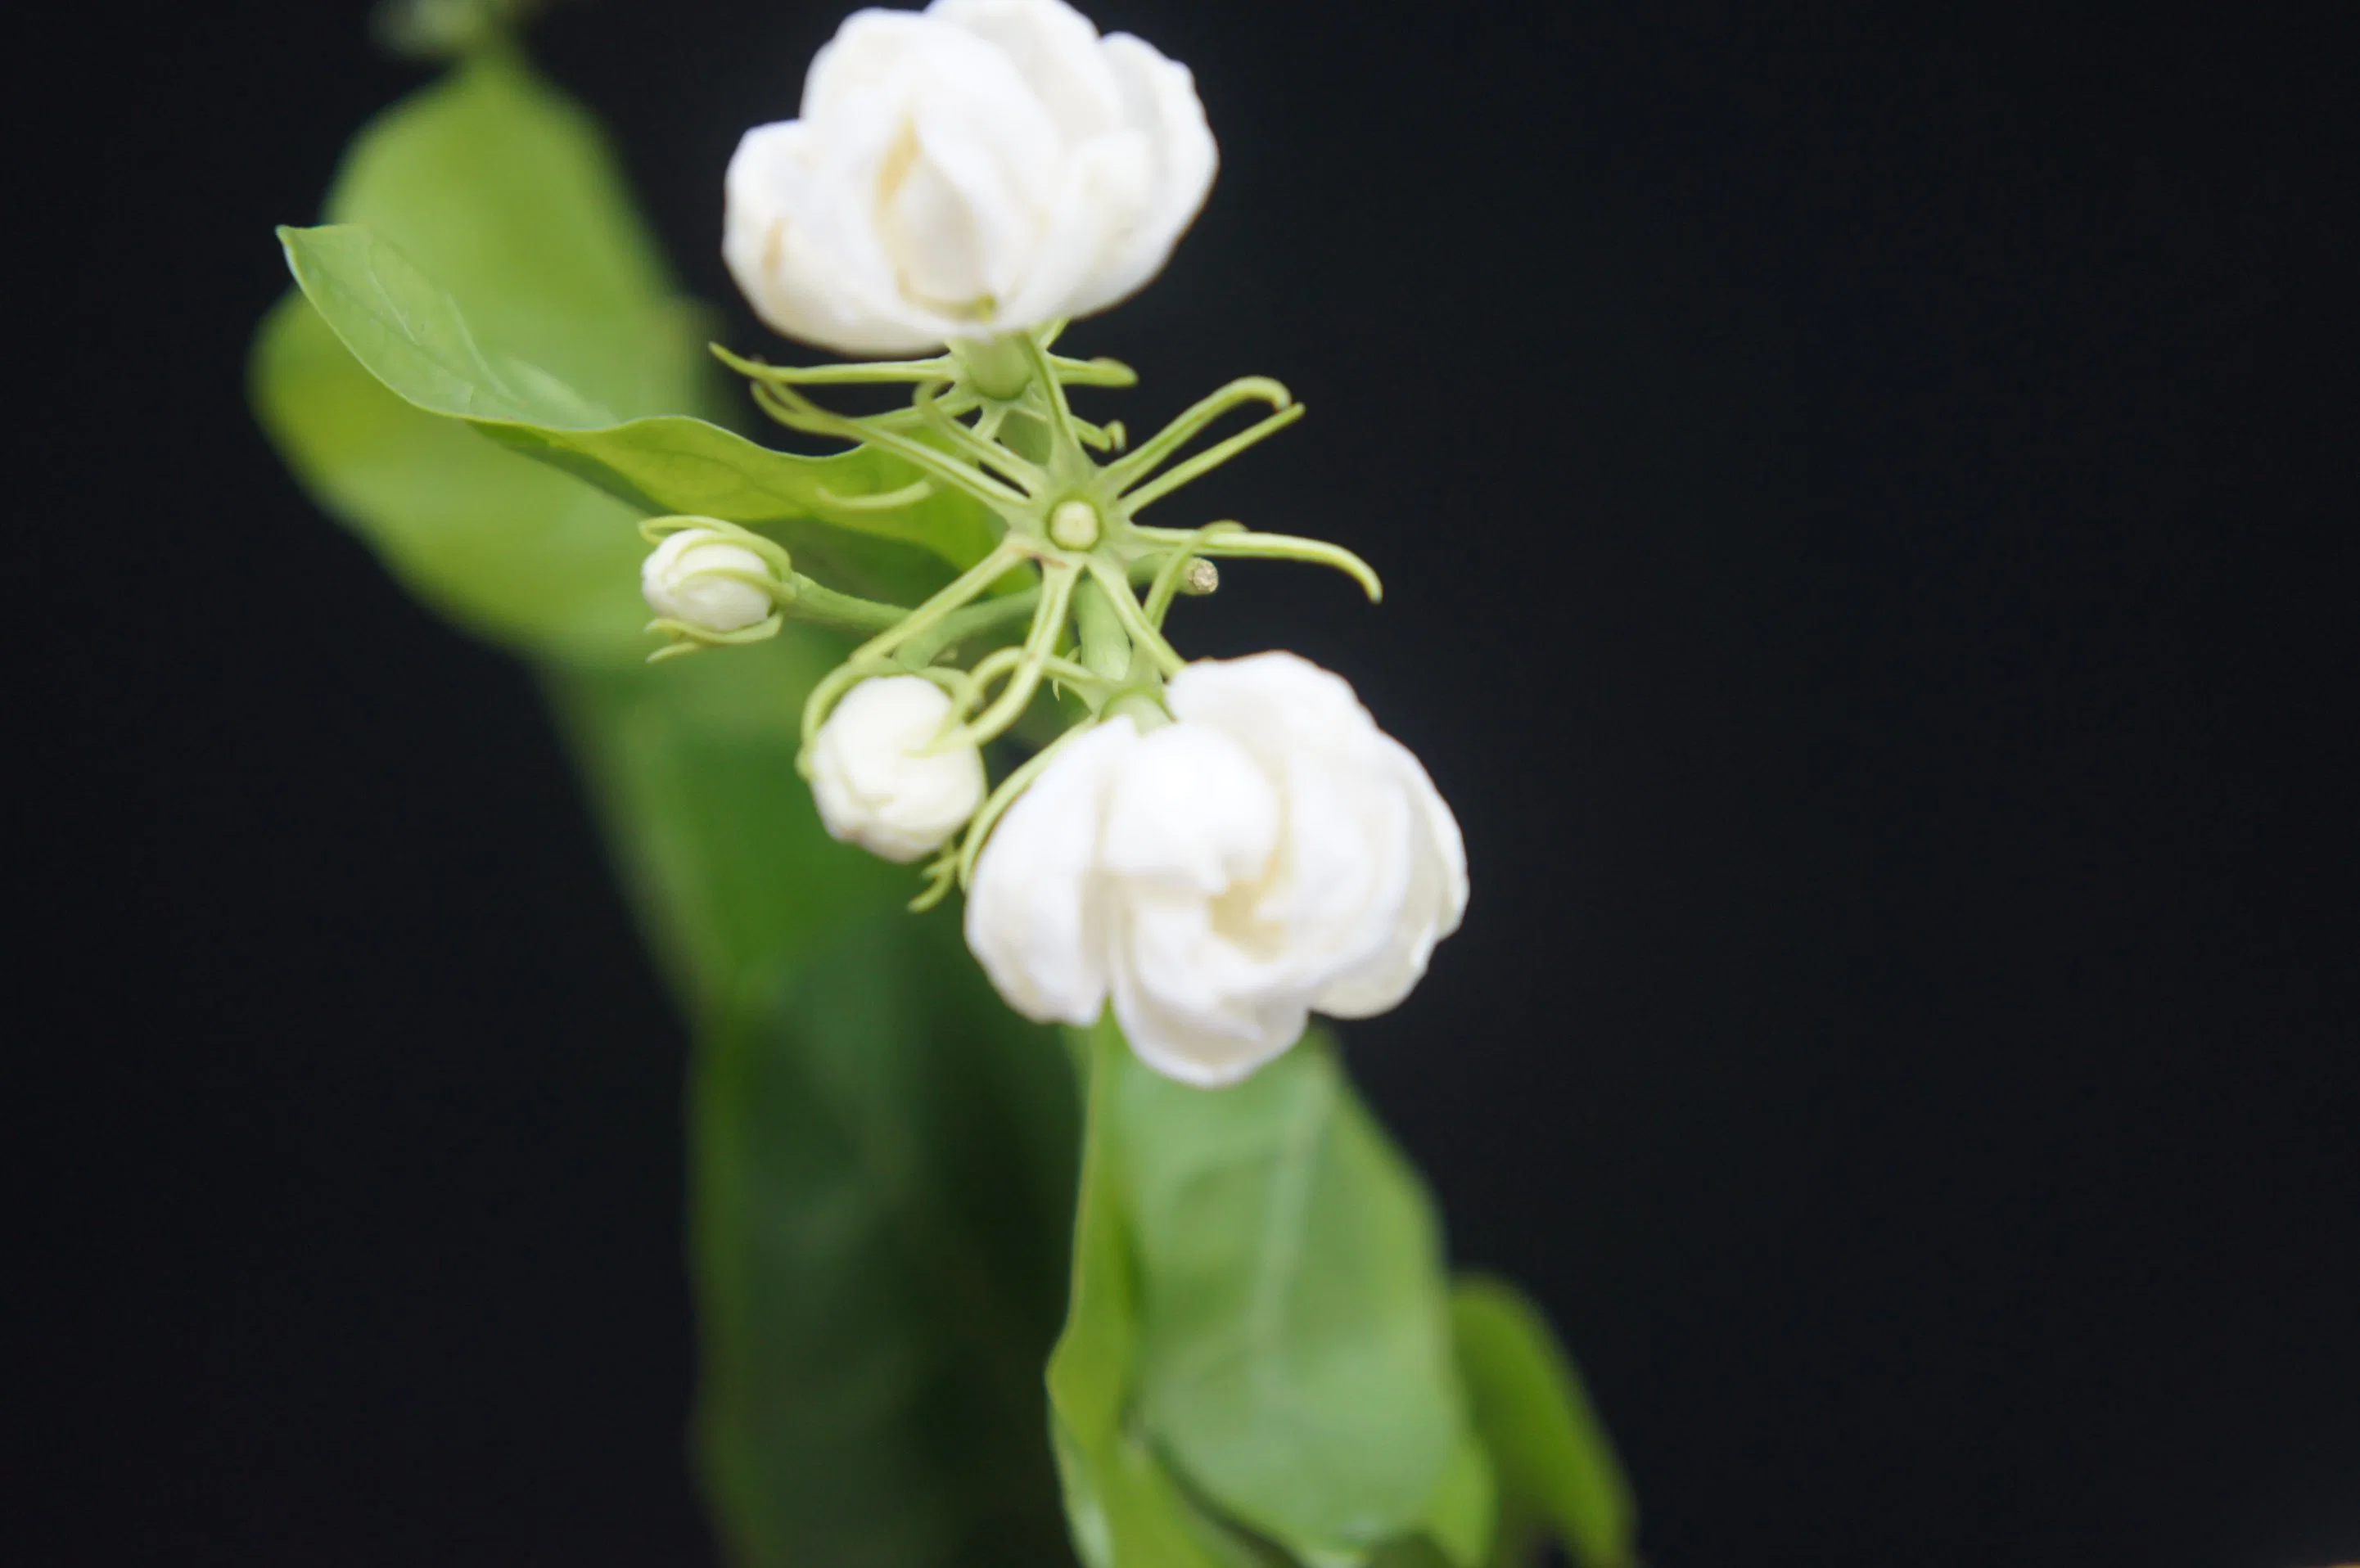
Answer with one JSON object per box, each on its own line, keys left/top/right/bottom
{"left": 642, "top": 527, "right": 779, "bottom": 634}
{"left": 810, "top": 678, "right": 986, "bottom": 863}
{"left": 1180, "top": 558, "right": 1221, "bottom": 596}
{"left": 1049, "top": 499, "right": 1102, "bottom": 551}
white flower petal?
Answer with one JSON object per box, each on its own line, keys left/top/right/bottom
{"left": 930, "top": 0, "right": 1127, "bottom": 142}
{"left": 1166, "top": 651, "right": 1374, "bottom": 766}
{"left": 1109, "top": 910, "right": 1309, "bottom": 1088}
{"left": 1257, "top": 747, "right": 1414, "bottom": 976}
{"left": 890, "top": 30, "right": 1062, "bottom": 310}
{"left": 1099, "top": 724, "right": 1278, "bottom": 895}
{"left": 1080, "top": 34, "right": 1218, "bottom": 315}
{"left": 964, "top": 719, "right": 1137, "bottom": 1025}
{"left": 1311, "top": 736, "right": 1468, "bottom": 1017}
{"left": 802, "top": 11, "right": 933, "bottom": 120}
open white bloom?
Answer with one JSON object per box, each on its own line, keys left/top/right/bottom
{"left": 966, "top": 652, "right": 1467, "bottom": 1086}
{"left": 810, "top": 677, "right": 987, "bottom": 862}
{"left": 724, "top": 0, "right": 1218, "bottom": 356}
{"left": 641, "top": 528, "right": 778, "bottom": 633}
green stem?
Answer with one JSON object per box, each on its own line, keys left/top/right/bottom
{"left": 1133, "top": 524, "right": 1384, "bottom": 602}
{"left": 710, "top": 342, "right": 958, "bottom": 386}
{"left": 954, "top": 335, "right": 1036, "bottom": 400}
{"left": 940, "top": 564, "right": 1081, "bottom": 750}
{"left": 780, "top": 578, "right": 914, "bottom": 635}
{"left": 800, "top": 543, "right": 1024, "bottom": 747}
{"left": 917, "top": 382, "right": 1044, "bottom": 493}
{"left": 1085, "top": 559, "right": 1186, "bottom": 677}
{"left": 894, "top": 554, "right": 1194, "bottom": 669}
{"left": 1072, "top": 576, "right": 1133, "bottom": 685}
{"left": 1018, "top": 334, "right": 1085, "bottom": 459}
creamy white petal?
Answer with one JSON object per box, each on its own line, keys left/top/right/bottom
{"left": 964, "top": 719, "right": 1137, "bottom": 1025}
{"left": 1080, "top": 34, "right": 1219, "bottom": 315}
{"left": 1312, "top": 738, "right": 1467, "bottom": 1016}
{"left": 996, "top": 133, "right": 1151, "bottom": 331}
{"left": 1099, "top": 723, "right": 1278, "bottom": 895}
{"left": 893, "top": 31, "right": 1061, "bottom": 308}
{"left": 725, "top": 113, "right": 953, "bottom": 355}
{"left": 1257, "top": 747, "right": 1414, "bottom": 978}
{"left": 802, "top": 10, "right": 935, "bottom": 122}
{"left": 1166, "top": 651, "right": 1373, "bottom": 768}
{"left": 930, "top": 0, "right": 1127, "bottom": 142}
{"left": 1109, "top": 912, "right": 1309, "bottom": 1089}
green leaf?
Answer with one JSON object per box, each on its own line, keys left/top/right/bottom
{"left": 552, "top": 649, "right": 1080, "bottom": 1568}
{"left": 277, "top": 220, "right": 1000, "bottom": 568}
{"left": 1113, "top": 1034, "right": 1489, "bottom": 1566}
{"left": 255, "top": 52, "right": 995, "bottom": 667}
{"left": 1049, "top": 1020, "right": 1254, "bottom": 1568}
{"left": 692, "top": 917, "right": 1076, "bottom": 1568}
{"left": 1451, "top": 1279, "right": 1638, "bottom": 1568}
{"left": 323, "top": 51, "right": 673, "bottom": 355}
{"left": 1419, "top": 1429, "right": 1501, "bottom": 1568}
{"left": 254, "top": 290, "right": 653, "bottom": 663}
{"left": 250, "top": 50, "right": 697, "bottom": 663}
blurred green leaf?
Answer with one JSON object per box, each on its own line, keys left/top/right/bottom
{"left": 319, "top": 50, "right": 683, "bottom": 403}
{"left": 254, "top": 290, "right": 652, "bottom": 663}
{"left": 253, "top": 43, "right": 1081, "bottom": 1568}
{"left": 1451, "top": 1279, "right": 1637, "bottom": 1568}
{"left": 1112, "top": 1034, "right": 1489, "bottom": 1566}
{"left": 251, "top": 50, "right": 694, "bottom": 664}
{"left": 1419, "top": 1430, "right": 1501, "bottom": 1568}
{"left": 554, "top": 651, "right": 1079, "bottom": 1568}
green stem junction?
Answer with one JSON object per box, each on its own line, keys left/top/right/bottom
{"left": 688, "top": 324, "right": 1384, "bottom": 898}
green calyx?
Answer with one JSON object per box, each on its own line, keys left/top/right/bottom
{"left": 694, "top": 323, "right": 1383, "bottom": 895}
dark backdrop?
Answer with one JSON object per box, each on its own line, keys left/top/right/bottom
{"left": 17, "top": 1, "right": 2358, "bottom": 1564}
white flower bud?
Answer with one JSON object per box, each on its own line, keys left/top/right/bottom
{"left": 964, "top": 652, "right": 1467, "bottom": 1086}
{"left": 641, "top": 528, "right": 778, "bottom": 634}
{"left": 810, "top": 677, "right": 988, "bottom": 863}
{"left": 723, "top": 0, "right": 1219, "bottom": 356}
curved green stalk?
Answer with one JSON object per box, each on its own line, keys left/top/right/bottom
{"left": 1102, "top": 376, "right": 1292, "bottom": 493}
{"left": 1119, "top": 403, "right": 1306, "bottom": 514}
{"left": 1133, "top": 524, "right": 1383, "bottom": 602}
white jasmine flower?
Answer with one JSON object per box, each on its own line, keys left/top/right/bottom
{"left": 641, "top": 527, "right": 779, "bottom": 633}
{"left": 965, "top": 652, "right": 1467, "bottom": 1086}
{"left": 723, "top": 0, "right": 1218, "bottom": 356}
{"left": 810, "top": 677, "right": 988, "bottom": 862}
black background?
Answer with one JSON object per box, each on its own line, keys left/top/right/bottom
{"left": 16, "top": 0, "right": 2358, "bottom": 1563}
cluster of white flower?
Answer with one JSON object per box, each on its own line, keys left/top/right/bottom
{"left": 645, "top": 0, "right": 1466, "bottom": 1087}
